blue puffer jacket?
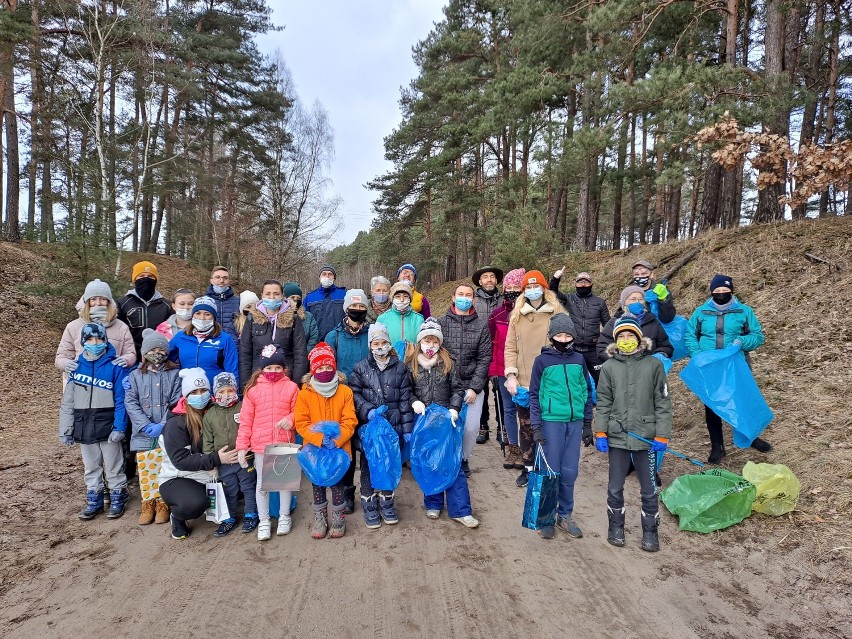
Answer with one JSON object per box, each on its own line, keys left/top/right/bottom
{"left": 304, "top": 285, "right": 347, "bottom": 340}
{"left": 169, "top": 329, "right": 240, "bottom": 389}
{"left": 349, "top": 351, "right": 415, "bottom": 436}
{"left": 685, "top": 297, "right": 765, "bottom": 355}
{"left": 205, "top": 285, "right": 241, "bottom": 341}
{"left": 325, "top": 320, "right": 370, "bottom": 377}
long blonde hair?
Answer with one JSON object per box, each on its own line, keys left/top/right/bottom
{"left": 81, "top": 303, "right": 117, "bottom": 323}
{"left": 404, "top": 341, "right": 454, "bottom": 377}
{"left": 509, "top": 288, "right": 565, "bottom": 324}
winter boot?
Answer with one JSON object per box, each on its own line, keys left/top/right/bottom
{"left": 515, "top": 467, "right": 529, "bottom": 488}
{"left": 343, "top": 485, "right": 356, "bottom": 515}
{"left": 751, "top": 437, "right": 773, "bottom": 453}
{"left": 476, "top": 428, "right": 489, "bottom": 444}
{"left": 79, "top": 490, "right": 104, "bottom": 520}
{"left": 329, "top": 505, "right": 346, "bottom": 538}
{"left": 154, "top": 499, "right": 170, "bottom": 524}
{"left": 641, "top": 511, "right": 660, "bottom": 552}
{"left": 607, "top": 506, "right": 626, "bottom": 547}
{"left": 311, "top": 504, "right": 329, "bottom": 539}
{"left": 461, "top": 459, "right": 472, "bottom": 478}
{"left": 378, "top": 492, "right": 399, "bottom": 525}
{"left": 361, "top": 494, "right": 381, "bottom": 529}
{"left": 138, "top": 499, "right": 156, "bottom": 525}
{"left": 503, "top": 444, "right": 520, "bottom": 470}
{"left": 107, "top": 489, "right": 127, "bottom": 519}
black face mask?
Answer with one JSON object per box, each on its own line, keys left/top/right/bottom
{"left": 347, "top": 308, "right": 368, "bottom": 323}
{"left": 575, "top": 286, "right": 592, "bottom": 298}
{"left": 633, "top": 276, "right": 650, "bottom": 288}
{"left": 135, "top": 278, "right": 156, "bottom": 301}
{"left": 294, "top": 299, "right": 303, "bottom": 309}
{"left": 712, "top": 292, "right": 733, "bottom": 305}
{"left": 550, "top": 338, "right": 574, "bottom": 353}
{"left": 504, "top": 291, "right": 521, "bottom": 304}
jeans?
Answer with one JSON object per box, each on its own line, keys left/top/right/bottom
{"left": 219, "top": 461, "right": 258, "bottom": 520}
{"left": 540, "top": 420, "right": 583, "bottom": 517}
{"left": 423, "top": 467, "right": 473, "bottom": 518}
{"left": 461, "top": 390, "right": 485, "bottom": 461}
{"left": 497, "top": 376, "right": 518, "bottom": 445}
{"left": 607, "top": 447, "right": 658, "bottom": 516}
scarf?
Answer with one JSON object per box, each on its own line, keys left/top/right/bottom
{"left": 374, "top": 354, "right": 391, "bottom": 371}
{"left": 417, "top": 353, "right": 438, "bottom": 370}
{"left": 371, "top": 299, "right": 391, "bottom": 317}
{"left": 310, "top": 375, "right": 339, "bottom": 398}
{"left": 712, "top": 299, "right": 735, "bottom": 312}
{"left": 343, "top": 317, "right": 363, "bottom": 336}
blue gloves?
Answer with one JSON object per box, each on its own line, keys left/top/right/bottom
{"left": 368, "top": 409, "right": 377, "bottom": 421}
{"left": 322, "top": 435, "right": 337, "bottom": 449}
{"left": 595, "top": 435, "right": 609, "bottom": 453}
{"left": 651, "top": 437, "right": 668, "bottom": 452}
{"left": 403, "top": 433, "right": 411, "bottom": 444}
{"left": 59, "top": 435, "right": 74, "bottom": 447}
{"left": 142, "top": 422, "right": 165, "bottom": 438}
{"left": 122, "top": 377, "right": 132, "bottom": 391}
{"left": 644, "top": 290, "right": 658, "bottom": 303}
{"left": 107, "top": 430, "right": 125, "bottom": 444}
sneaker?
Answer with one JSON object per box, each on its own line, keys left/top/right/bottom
{"left": 170, "top": 515, "right": 190, "bottom": 540}
{"left": 539, "top": 524, "right": 555, "bottom": 539}
{"left": 257, "top": 519, "right": 272, "bottom": 541}
{"left": 476, "top": 429, "right": 489, "bottom": 444}
{"left": 451, "top": 515, "right": 480, "bottom": 529}
{"left": 426, "top": 509, "right": 441, "bottom": 520}
{"left": 556, "top": 515, "right": 583, "bottom": 538}
{"left": 515, "top": 468, "right": 529, "bottom": 488}
{"left": 362, "top": 494, "right": 381, "bottom": 529}
{"left": 751, "top": 437, "right": 773, "bottom": 453}
{"left": 461, "top": 459, "right": 472, "bottom": 478}
{"left": 241, "top": 515, "right": 259, "bottom": 533}
{"left": 276, "top": 515, "right": 292, "bottom": 536}
{"left": 214, "top": 519, "right": 239, "bottom": 537}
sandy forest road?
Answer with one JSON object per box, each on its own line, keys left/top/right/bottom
{"left": 0, "top": 399, "right": 848, "bottom": 639}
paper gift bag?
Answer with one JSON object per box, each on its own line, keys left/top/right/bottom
{"left": 260, "top": 443, "right": 302, "bottom": 492}
{"left": 205, "top": 482, "right": 230, "bottom": 523}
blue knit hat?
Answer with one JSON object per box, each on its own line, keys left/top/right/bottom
{"left": 192, "top": 295, "right": 218, "bottom": 321}
{"left": 613, "top": 316, "right": 643, "bottom": 340}
{"left": 710, "top": 274, "right": 734, "bottom": 292}
{"left": 397, "top": 263, "right": 417, "bottom": 282}
{"left": 80, "top": 322, "right": 107, "bottom": 345}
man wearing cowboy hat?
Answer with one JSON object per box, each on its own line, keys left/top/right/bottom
{"left": 471, "top": 266, "right": 504, "bottom": 445}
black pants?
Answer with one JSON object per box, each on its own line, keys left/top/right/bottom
{"left": 577, "top": 348, "right": 601, "bottom": 385}
{"left": 607, "top": 448, "right": 658, "bottom": 516}
{"left": 705, "top": 405, "right": 724, "bottom": 445}
{"left": 480, "top": 378, "right": 490, "bottom": 431}
{"left": 159, "top": 478, "right": 208, "bottom": 521}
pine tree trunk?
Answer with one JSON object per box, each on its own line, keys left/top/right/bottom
{"left": 4, "top": 67, "right": 21, "bottom": 243}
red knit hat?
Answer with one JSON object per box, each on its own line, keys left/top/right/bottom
{"left": 521, "top": 270, "right": 548, "bottom": 290}
{"left": 309, "top": 342, "right": 336, "bottom": 375}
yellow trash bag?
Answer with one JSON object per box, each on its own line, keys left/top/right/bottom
{"left": 742, "top": 461, "right": 800, "bottom": 516}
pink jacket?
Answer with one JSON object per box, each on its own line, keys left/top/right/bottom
{"left": 235, "top": 375, "right": 299, "bottom": 452}
{"left": 487, "top": 302, "right": 513, "bottom": 378}
{"left": 55, "top": 316, "right": 137, "bottom": 377}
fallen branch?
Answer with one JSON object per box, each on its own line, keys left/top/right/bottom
{"left": 804, "top": 252, "right": 842, "bottom": 273}
{"left": 0, "top": 461, "right": 29, "bottom": 472}
{"left": 662, "top": 246, "right": 702, "bottom": 283}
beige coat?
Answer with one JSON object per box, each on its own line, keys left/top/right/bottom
{"left": 55, "top": 316, "right": 137, "bottom": 380}
{"left": 504, "top": 301, "right": 561, "bottom": 388}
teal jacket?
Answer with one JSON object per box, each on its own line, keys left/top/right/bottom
{"left": 529, "top": 346, "right": 593, "bottom": 427}
{"left": 684, "top": 297, "right": 764, "bottom": 356}
{"left": 299, "top": 308, "right": 320, "bottom": 352}
{"left": 377, "top": 307, "right": 424, "bottom": 345}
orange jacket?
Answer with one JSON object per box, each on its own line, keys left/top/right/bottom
{"left": 294, "top": 373, "right": 357, "bottom": 458}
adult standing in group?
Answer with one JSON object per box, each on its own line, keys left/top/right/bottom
{"left": 504, "top": 270, "right": 566, "bottom": 487}
{"left": 233, "top": 290, "right": 260, "bottom": 341}
{"left": 169, "top": 296, "right": 240, "bottom": 389}
{"left": 304, "top": 265, "right": 347, "bottom": 340}
{"left": 548, "top": 268, "right": 611, "bottom": 384}
{"left": 239, "top": 280, "right": 308, "bottom": 390}
{"left": 116, "top": 261, "right": 174, "bottom": 359}
{"left": 284, "top": 282, "right": 319, "bottom": 352}
{"left": 685, "top": 274, "right": 771, "bottom": 462}
{"left": 597, "top": 286, "right": 674, "bottom": 363}
{"left": 630, "top": 259, "right": 676, "bottom": 324}
{"left": 471, "top": 266, "right": 503, "bottom": 445}
{"left": 396, "top": 263, "right": 431, "bottom": 319}
{"left": 156, "top": 289, "right": 196, "bottom": 340}
{"left": 438, "top": 283, "right": 493, "bottom": 477}
{"left": 378, "top": 282, "right": 424, "bottom": 347}
{"left": 205, "top": 266, "right": 240, "bottom": 340}
{"left": 366, "top": 276, "right": 392, "bottom": 323}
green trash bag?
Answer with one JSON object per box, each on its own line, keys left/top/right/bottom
{"left": 661, "top": 469, "right": 756, "bottom": 533}
{"left": 742, "top": 461, "right": 800, "bottom": 516}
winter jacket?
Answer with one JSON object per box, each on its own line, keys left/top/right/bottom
{"left": 294, "top": 373, "right": 357, "bottom": 458}
{"left": 59, "top": 344, "right": 130, "bottom": 444}
{"left": 377, "top": 307, "right": 424, "bottom": 344}
{"left": 596, "top": 339, "right": 673, "bottom": 450}
{"left": 116, "top": 289, "right": 174, "bottom": 356}
{"left": 504, "top": 300, "right": 561, "bottom": 387}
{"left": 202, "top": 402, "right": 243, "bottom": 454}
{"left": 205, "top": 285, "right": 241, "bottom": 341}
{"left": 366, "top": 298, "right": 391, "bottom": 324}
{"left": 169, "top": 328, "right": 240, "bottom": 390}
{"left": 349, "top": 352, "right": 415, "bottom": 435}
{"left": 325, "top": 320, "right": 371, "bottom": 378}
{"left": 239, "top": 307, "right": 308, "bottom": 389}
{"left": 438, "top": 309, "right": 492, "bottom": 393}
{"left": 304, "top": 284, "right": 347, "bottom": 340}
{"left": 297, "top": 306, "right": 320, "bottom": 352}
{"left": 487, "top": 301, "right": 512, "bottom": 378}
{"left": 124, "top": 365, "right": 182, "bottom": 451}
{"left": 685, "top": 298, "right": 765, "bottom": 355}
{"left": 410, "top": 289, "right": 431, "bottom": 319}
{"left": 156, "top": 316, "right": 186, "bottom": 341}
{"left": 597, "top": 309, "right": 674, "bottom": 362}
{"left": 158, "top": 400, "right": 219, "bottom": 485}
{"left": 472, "top": 287, "right": 502, "bottom": 322}
{"left": 529, "top": 347, "right": 594, "bottom": 428}
{"left": 548, "top": 277, "right": 611, "bottom": 350}
{"left": 407, "top": 357, "right": 465, "bottom": 411}
{"left": 55, "top": 316, "right": 137, "bottom": 378}
{"left": 235, "top": 375, "right": 299, "bottom": 452}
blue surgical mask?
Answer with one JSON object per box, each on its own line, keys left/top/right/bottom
{"left": 627, "top": 302, "right": 645, "bottom": 315}
{"left": 186, "top": 392, "right": 210, "bottom": 409}
{"left": 262, "top": 298, "right": 283, "bottom": 312}
{"left": 525, "top": 287, "right": 543, "bottom": 302}
{"left": 83, "top": 343, "right": 107, "bottom": 356}
{"left": 373, "top": 293, "right": 389, "bottom": 304}
{"left": 212, "top": 284, "right": 229, "bottom": 294}
{"left": 454, "top": 297, "right": 473, "bottom": 312}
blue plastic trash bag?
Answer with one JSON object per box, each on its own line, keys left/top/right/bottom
{"left": 522, "top": 447, "right": 559, "bottom": 530}
{"left": 393, "top": 339, "right": 409, "bottom": 360}
{"left": 410, "top": 403, "right": 463, "bottom": 495}
{"left": 679, "top": 345, "right": 774, "bottom": 448}
{"left": 587, "top": 373, "right": 597, "bottom": 405}
{"left": 661, "top": 315, "right": 690, "bottom": 361}
{"left": 359, "top": 406, "right": 402, "bottom": 491}
{"left": 511, "top": 386, "right": 530, "bottom": 408}
{"left": 652, "top": 352, "right": 673, "bottom": 375}
{"left": 297, "top": 421, "right": 350, "bottom": 487}
{"left": 269, "top": 492, "right": 298, "bottom": 518}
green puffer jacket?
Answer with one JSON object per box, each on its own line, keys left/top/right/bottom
{"left": 202, "top": 401, "right": 243, "bottom": 454}
{"left": 596, "top": 339, "right": 672, "bottom": 451}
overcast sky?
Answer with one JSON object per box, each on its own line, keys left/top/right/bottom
{"left": 257, "top": 1, "right": 447, "bottom": 245}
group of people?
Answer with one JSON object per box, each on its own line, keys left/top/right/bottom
{"left": 57, "top": 257, "right": 768, "bottom": 552}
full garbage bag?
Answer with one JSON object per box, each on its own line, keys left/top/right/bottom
{"left": 297, "top": 421, "right": 350, "bottom": 487}
{"left": 661, "top": 468, "right": 756, "bottom": 533}
{"left": 359, "top": 405, "right": 402, "bottom": 491}
{"left": 410, "top": 403, "right": 463, "bottom": 495}
{"left": 742, "top": 461, "right": 800, "bottom": 516}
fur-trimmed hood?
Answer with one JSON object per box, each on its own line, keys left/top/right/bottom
{"left": 250, "top": 306, "right": 295, "bottom": 329}
{"left": 605, "top": 336, "right": 654, "bottom": 359}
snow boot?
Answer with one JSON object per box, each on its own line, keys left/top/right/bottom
{"left": 641, "top": 511, "right": 660, "bottom": 552}
{"left": 503, "top": 444, "right": 520, "bottom": 470}
{"left": 515, "top": 467, "right": 529, "bottom": 488}
{"left": 607, "top": 506, "right": 626, "bottom": 547}
{"left": 343, "top": 485, "right": 356, "bottom": 514}
{"left": 138, "top": 499, "right": 156, "bottom": 525}
{"left": 378, "top": 492, "right": 399, "bottom": 525}
{"left": 107, "top": 488, "right": 127, "bottom": 519}
{"left": 751, "top": 437, "right": 773, "bottom": 453}
{"left": 329, "top": 504, "right": 346, "bottom": 538}
{"left": 476, "top": 428, "right": 489, "bottom": 444}
{"left": 361, "top": 494, "right": 381, "bottom": 529}
{"left": 79, "top": 490, "right": 104, "bottom": 520}
{"left": 311, "top": 503, "right": 329, "bottom": 539}
{"left": 154, "top": 498, "right": 170, "bottom": 524}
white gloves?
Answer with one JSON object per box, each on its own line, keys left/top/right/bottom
{"left": 412, "top": 400, "right": 426, "bottom": 415}
{"left": 113, "top": 356, "right": 129, "bottom": 368}
{"left": 464, "top": 389, "right": 477, "bottom": 405}
{"left": 65, "top": 361, "right": 78, "bottom": 373}
{"left": 275, "top": 417, "right": 293, "bottom": 430}
{"left": 504, "top": 376, "right": 519, "bottom": 396}
{"left": 449, "top": 409, "right": 459, "bottom": 425}
{"left": 553, "top": 265, "right": 566, "bottom": 280}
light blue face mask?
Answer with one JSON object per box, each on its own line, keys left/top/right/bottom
{"left": 212, "top": 285, "right": 229, "bottom": 294}
{"left": 454, "top": 297, "right": 473, "bottom": 312}
{"left": 525, "top": 287, "right": 543, "bottom": 302}
{"left": 627, "top": 302, "right": 645, "bottom": 316}
{"left": 262, "top": 298, "right": 283, "bottom": 312}
{"left": 186, "top": 392, "right": 210, "bottom": 409}
{"left": 373, "top": 293, "right": 389, "bottom": 304}
{"left": 83, "top": 342, "right": 107, "bottom": 356}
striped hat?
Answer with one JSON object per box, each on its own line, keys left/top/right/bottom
{"left": 192, "top": 295, "right": 218, "bottom": 321}
{"left": 613, "top": 316, "right": 643, "bottom": 340}
{"left": 416, "top": 317, "right": 443, "bottom": 344}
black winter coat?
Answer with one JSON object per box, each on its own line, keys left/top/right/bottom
{"left": 437, "top": 309, "right": 492, "bottom": 393}
{"left": 116, "top": 290, "right": 174, "bottom": 357}
{"left": 348, "top": 352, "right": 414, "bottom": 436}
{"left": 549, "top": 276, "right": 611, "bottom": 350}
{"left": 472, "top": 287, "right": 502, "bottom": 321}
{"left": 597, "top": 309, "right": 674, "bottom": 362}
{"left": 239, "top": 307, "right": 308, "bottom": 390}
{"left": 408, "top": 358, "right": 464, "bottom": 411}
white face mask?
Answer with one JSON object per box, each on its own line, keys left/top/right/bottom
{"left": 176, "top": 309, "right": 193, "bottom": 321}
{"left": 393, "top": 298, "right": 411, "bottom": 313}
{"left": 420, "top": 341, "right": 438, "bottom": 358}
{"left": 192, "top": 318, "right": 214, "bottom": 333}
{"left": 320, "top": 277, "right": 334, "bottom": 289}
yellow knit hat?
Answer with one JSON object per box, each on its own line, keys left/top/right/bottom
{"left": 131, "top": 261, "right": 158, "bottom": 281}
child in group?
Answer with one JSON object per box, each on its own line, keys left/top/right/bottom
{"left": 124, "top": 329, "right": 182, "bottom": 525}
{"left": 348, "top": 322, "right": 414, "bottom": 529}
{"left": 404, "top": 318, "right": 479, "bottom": 528}
{"left": 595, "top": 316, "right": 672, "bottom": 552}
{"left": 529, "top": 314, "right": 594, "bottom": 540}
{"left": 203, "top": 372, "right": 257, "bottom": 537}
{"left": 235, "top": 345, "right": 300, "bottom": 541}
{"left": 294, "top": 343, "right": 357, "bottom": 539}
{"left": 157, "top": 289, "right": 195, "bottom": 339}
{"left": 59, "top": 322, "right": 132, "bottom": 520}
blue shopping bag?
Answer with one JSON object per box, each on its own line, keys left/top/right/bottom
{"left": 511, "top": 386, "right": 530, "bottom": 407}
{"left": 652, "top": 352, "right": 673, "bottom": 375}
{"left": 297, "top": 421, "right": 351, "bottom": 487}
{"left": 522, "top": 446, "right": 559, "bottom": 530}
{"left": 661, "top": 315, "right": 690, "bottom": 361}
{"left": 410, "top": 403, "right": 463, "bottom": 495}
{"left": 359, "top": 406, "right": 402, "bottom": 491}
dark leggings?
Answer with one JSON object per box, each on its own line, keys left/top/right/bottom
{"left": 705, "top": 405, "right": 724, "bottom": 445}
{"left": 159, "top": 478, "right": 208, "bottom": 521}
{"left": 312, "top": 483, "right": 346, "bottom": 508}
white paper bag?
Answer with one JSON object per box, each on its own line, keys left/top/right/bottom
{"left": 205, "top": 481, "right": 230, "bottom": 523}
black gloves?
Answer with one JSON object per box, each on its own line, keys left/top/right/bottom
{"left": 582, "top": 421, "right": 594, "bottom": 447}
{"left": 532, "top": 430, "right": 545, "bottom": 445}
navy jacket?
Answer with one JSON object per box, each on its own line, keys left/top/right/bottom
{"left": 349, "top": 352, "right": 415, "bottom": 436}
{"left": 304, "top": 284, "right": 347, "bottom": 340}
{"left": 205, "top": 285, "right": 241, "bottom": 341}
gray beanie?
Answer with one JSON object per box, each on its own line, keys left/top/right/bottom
{"left": 416, "top": 317, "right": 443, "bottom": 344}
{"left": 619, "top": 285, "right": 646, "bottom": 307}
{"left": 213, "top": 372, "right": 238, "bottom": 395}
{"left": 368, "top": 322, "right": 390, "bottom": 344}
{"left": 548, "top": 313, "right": 576, "bottom": 340}
{"left": 141, "top": 328, "right": 169, "bottom": 356}
{"left": 344, "top": 289, "right": 367, "bottom": 311}
{"left": 82, "top": 278, "right": 113, "bottom": 303}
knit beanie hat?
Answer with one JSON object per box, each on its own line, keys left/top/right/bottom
{"left": 390, "top": 281, "right": 413, "bottom": 300}
{"left": 368, "top": 322, "right": 391, "bottom": 344}
{"left": 213, "top": 372, "right": 238, "bottom": 395}
{"left": 619, "top": 285, "right": 646, "bottom": 307}
{"left": 82, "top": 278, "right": 114, "bottom": 303}
{"left": 548, "top": 313, "right": 576, "bottom": 340}
{"left": 521, "top": 270, "right": 548, "bottom": 290}
{"left": 80, "top": 322, "right": 107, "bottom": 345}
{"left": 141, "top": 328, "right": 169, "bottom": 356}
{"left": 192, "top": 295, "right": 218, "bottom": 321}
{"left": 283, "top": 282, "right": 303, "bottom": 298}
{"left": 180, "top": 367, "right": 210, "bottom": 397}
{"left": 613, "top": 316, "right": 643, "bottom": 340}
{"left": 503, "top": 268, "right": 526, "bottom": 288}
{"left": 239, "top": 290, "right": 259, "bottom": 312}
{"left": 416, "top": 317, "right": 443, "bottom": 344}
{"left": 397, "top": 263, "right": 417, "bottom": 281}
{"left": 319, "top": 265, "right": 337, "bottom": 279}
{"left": 344, "top": 289, "right": 367, "bottom": 311}
{"left": 131, "top": 261, "right": 158, "bottom": 281}
{"left": 710, "top": 273, "right": 734, "bottom": 292}
{"left": 309, "top": 342, "right": 337, "bottom": 375}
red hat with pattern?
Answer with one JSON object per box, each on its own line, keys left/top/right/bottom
{"left": 309, "top": 342, "right": 337, "bottom": 375}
